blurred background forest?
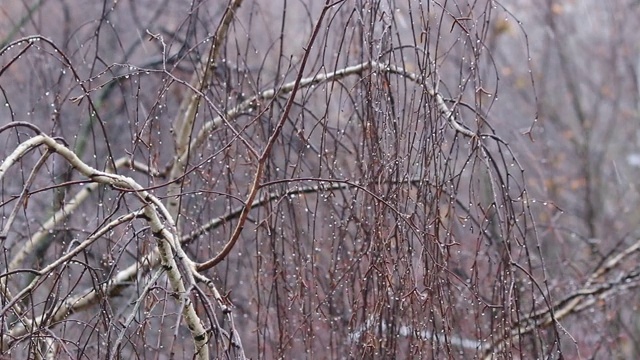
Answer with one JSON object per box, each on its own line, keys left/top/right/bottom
{"left": 1, "top": 0, "right": 640, "bottom": 359}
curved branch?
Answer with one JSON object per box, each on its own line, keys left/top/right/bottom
{"left": 0, "top": 133, "right": 207, "bottom": 359}
{"left": 197, "top": 0, "right": 336, "bottom": 271}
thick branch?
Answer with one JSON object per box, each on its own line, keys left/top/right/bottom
{"left": 185, "top": 60, "right": 476, "bottom": 176}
